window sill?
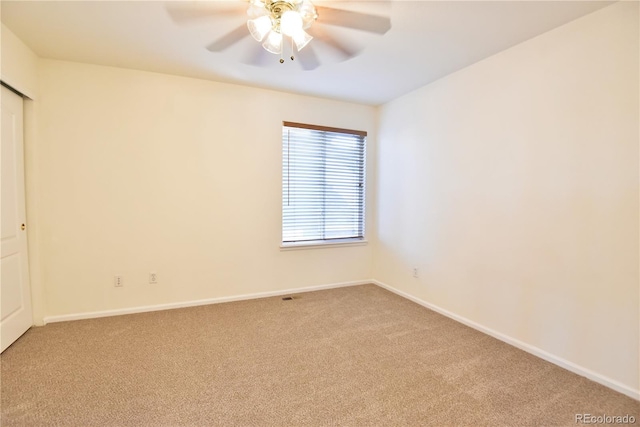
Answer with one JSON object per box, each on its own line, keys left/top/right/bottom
{"left": 280, "top": 239, "right": 368, "bottom": 251}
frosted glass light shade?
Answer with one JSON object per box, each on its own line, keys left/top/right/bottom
{"left": 247, "top": 0, "right": 267, "bottom": 18}
{"left": 262, "top": 31, "right": 283, "bottom": 54}
{"left": 292, "top": 29, "right": 312, "bottom": 51}
{"left": 281, "top": 11, "right": 303, "bottom": 37}
{"left": 299, "top": 0, "right": 317, "bottom": 29}
{"left": 247, "top": 16, "right": 272, "bottom": 41}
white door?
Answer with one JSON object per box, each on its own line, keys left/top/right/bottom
{"left": 1, "top": 85, "right": 32, "bottom": 353}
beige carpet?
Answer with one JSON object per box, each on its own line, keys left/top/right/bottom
{"left": 1, "top": 284, "right": 638, "bottom": 426}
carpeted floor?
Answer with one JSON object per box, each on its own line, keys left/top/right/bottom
{"left": 1, "top": 284, "right": 638, "bottom": 426}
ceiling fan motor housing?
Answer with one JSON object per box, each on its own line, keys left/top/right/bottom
{"left": 267, "top": 1, "right": 291, "bottom": 32}
{"left": 268, "top": 0, "right": 294, "bottom": 17}
{"left": 264, "top": 0, "right": 317, "bottom": 33}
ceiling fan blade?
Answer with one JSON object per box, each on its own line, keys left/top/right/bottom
{"left": 242, "top": 42, "right": 273, "bottom": 67}
{"left": 165, "top": 2, "right": 247, "bottom": 25}
{"left": 207, "top": 24, "right": 249, "bottom": 52}
{"left": 297, "top": 45, "right": 321, "bottom": 71}
{"left": 307, "top": 25, "right": 359, "bottom": 59}
{"left": 314, "top": 6, "right": 391, "bottom": 34}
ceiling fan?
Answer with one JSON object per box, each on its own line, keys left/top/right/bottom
{"left": 167, "top": 0, "right": 391, "bottom": 70}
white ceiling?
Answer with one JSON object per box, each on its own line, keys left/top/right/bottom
{"left": 1, "top": 0, "right": 611, "bottom": 105}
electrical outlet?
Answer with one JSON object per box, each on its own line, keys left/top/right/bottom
{"left": 413, "top": 267, "right": 419, "bottom": 278}
{"left": 149, "top": 272, "right": 157, "bottom": 284}
{"left": 114, "top": 275, "right": 123, "bottom": 287}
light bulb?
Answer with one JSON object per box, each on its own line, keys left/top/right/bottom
{"left": 281, "top": 11, "right": 303, "bottom": 37}
{"left": 247, "top": 15, "right": 272, "bottom": 42}
{"left": 292, "top": 29, "right": 312, "bottom": 51}
{"left": 262, "top": 30, "right": 283, "bottom": 54}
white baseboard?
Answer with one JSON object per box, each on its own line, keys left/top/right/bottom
{"left": 372, "top": 280, "right": 640, "bottom": 401}
{"left": 43, "top": 280, "right": 371, "bottom": 324}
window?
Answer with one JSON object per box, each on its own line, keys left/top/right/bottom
{"left": 282, "top": 122, "right": 366, "bottom": 246}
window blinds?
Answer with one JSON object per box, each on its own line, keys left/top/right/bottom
{"left": 282, "top": 122, "right": 366, "bottom": 243}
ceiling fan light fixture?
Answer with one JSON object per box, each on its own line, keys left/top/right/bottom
{"left": 246, "top": 0, "right": 318, "bottom": 59}
{"left": 292, "top": 29, "right": 312, "bottom": 51}
{"left": 263, "top": 30, "right": 283, "bottom": 54}
{"left": 247, "top": 15, "right": 272, "bottom": 42}
{"left": 281, "top": 10, "right": 303, "bottom": 37}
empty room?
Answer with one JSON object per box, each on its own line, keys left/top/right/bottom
{"left": 1, "top": 0, "right": 638, "bottom": 425}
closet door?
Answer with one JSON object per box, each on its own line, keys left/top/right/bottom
{"left": 1, "top": 85, "right": 33, "bottom": 353}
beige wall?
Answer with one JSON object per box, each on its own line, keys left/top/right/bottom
{"left": 1, "top": 23, "right": 38, "bottom": 99}
{"left": 375, "top": 2, "right": 639, "bottom": 394}
{"left": 35, "top": 60, "right": 376, "bottom": 318}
